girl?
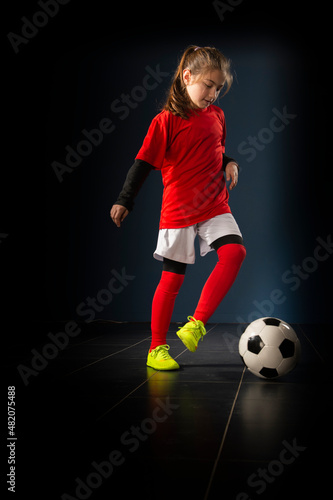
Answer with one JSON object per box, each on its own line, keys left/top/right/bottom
{"left": 110, "top": 46, "right": 246, "bottom": 370}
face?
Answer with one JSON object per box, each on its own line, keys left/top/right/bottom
{"left": 183, "top": 69, "right": 225, "bottom": 109}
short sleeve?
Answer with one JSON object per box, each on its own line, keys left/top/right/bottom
{"left": 135, "top": 111, "right": 169, "bottom": 170}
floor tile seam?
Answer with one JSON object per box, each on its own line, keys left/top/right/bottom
{"left": 57, "top": 334, "right": 109, "bottom": 350}
{"left": 6, "top": 334, "right": 109, "bottom": 356}
{"left": 65, "top": 336, "right": 151, "bottom": 350}
{"left": 138, "top": 379, "right": 241, "bottom": 384}
{"left": 95, "top": 347, "right": 205, "bottom": 422}
{"left": 183, "top": 349, "right": 239, "bottom": 353}
{"left": 68, "top": 342, "right": 145, "bottom": 347}
{"left": 174, "top": 347, "right": 190, "bottom": 360}
{"left": 96, "top": 370, "right": 160, "bottom": 421}
{"left": 125, "top": 396, "right": 239, "bottom": 402}
{"left": 137, "top": 457, "right": 270, "bottom": 465}
{"left": 205, "top": 324, "right": 219, "bottom": 335}
{"left": 296, "top": 323, "right": 327, "bottom": 365}
{"left": 61, "top": 336, "right": 151, "bottom": 377}
{"left": 241, "top": 380, "right": 306, "bottom": 385}
{"left": 221, "top": 458, "right": 270, "bottom": 462}
{"left": 204, "top": 366, "right": 246, "bottom": 500}
{"left": 55, "top": 356, "right": 115, "bottom": 361}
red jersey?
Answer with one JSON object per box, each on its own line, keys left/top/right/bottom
{"left": 136, "top": 105, "right": 231, "bottom": 229}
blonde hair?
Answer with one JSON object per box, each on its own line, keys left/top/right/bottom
{"left": 163, "top": 45, "right": 233, "bottom": 119}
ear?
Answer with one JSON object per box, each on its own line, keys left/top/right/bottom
{"left": 183, "top": 68, "right": 192, "bottom": 86}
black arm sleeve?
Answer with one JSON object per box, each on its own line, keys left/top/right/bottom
{"left": 115, "top": 159, "right": 153, "bottom": 211}
{"left": 222, "top": 154, "right": 239, "bottom": 171}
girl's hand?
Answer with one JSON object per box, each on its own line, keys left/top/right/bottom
{"left": 225, "top": 162, "right": 239, "bottom": 191}
{"left": 110, "top": 204, "right": 129, "bottom": 227}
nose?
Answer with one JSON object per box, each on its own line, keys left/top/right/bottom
{"left": 208, "top": 89, "right": 218, "bottom": 101}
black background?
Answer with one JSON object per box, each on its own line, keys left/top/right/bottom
{"left": 3, "top": 1, "right": 331, "bottom": 329}
{"left": 2, "top": 2, "right": 331, "bottom": 499}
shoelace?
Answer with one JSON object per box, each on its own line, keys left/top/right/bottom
{"left": 182, "top": 316, "right": 205, "bottom": 342}
{"left": 151, "top": 344, "right": 171, "bottom": 359}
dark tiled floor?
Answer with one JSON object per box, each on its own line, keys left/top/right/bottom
{"left": 5, "top": 322, "right": 331, "bottom": 499}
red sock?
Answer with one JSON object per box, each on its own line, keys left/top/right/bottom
{"left": 150, "top": 271, "right": 185, "bottom": 351}
{"left": 193, "top": 244, "right": 246, "bottom": 325}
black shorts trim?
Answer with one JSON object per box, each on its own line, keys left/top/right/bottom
{"left": 210, "top": 234, "right": 244, "bottom": 251}
{"left": 163, "top": 258, "right": 187, "bottom": 275}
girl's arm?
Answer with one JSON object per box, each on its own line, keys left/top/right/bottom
{"left": 110, "top": 159, "right": 153, "bottom": 227}
{"left": 223, "top": 155, "right": 239, "bottom": 191}
{"left": 222, "top": 154, "right": 239, "bottom": 171}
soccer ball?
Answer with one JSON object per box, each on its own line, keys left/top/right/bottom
{"left": 238, "top": 317, "right": 301, "bottom": 379}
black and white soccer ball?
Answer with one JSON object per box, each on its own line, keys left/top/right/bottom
{"left": 238, "top": 317, "right": 301, "bottom": 379}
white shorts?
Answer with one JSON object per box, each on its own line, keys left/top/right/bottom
{"left": 153, "top": 213, "right": 242, "bottom": 264}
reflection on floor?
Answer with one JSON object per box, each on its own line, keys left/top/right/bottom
{"left": 6, "top": 321, "right": 330, "bottom": 499}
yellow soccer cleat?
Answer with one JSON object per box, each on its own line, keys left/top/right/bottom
{"left": 146, "top": 345, "right": 180, "bottom": 371}
{"left": 177, "top": 316, "right": 206, "bottom": 352}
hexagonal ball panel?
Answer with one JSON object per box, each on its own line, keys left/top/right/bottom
{"left": 279, "top": 338, "right": 295, "bottom": 358}
{"left": 248, "top": 335, "right": 264, "bottom": 355}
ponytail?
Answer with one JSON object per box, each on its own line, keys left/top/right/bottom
{"left": 163, "top": 45, "right": 233, "bottom": 120}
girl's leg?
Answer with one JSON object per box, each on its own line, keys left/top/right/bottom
{"left": 150, "top": 258, "right": 186, "bottom": 351}
{"left": 193, "top": 235, "right": 246, "bottom": 324}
